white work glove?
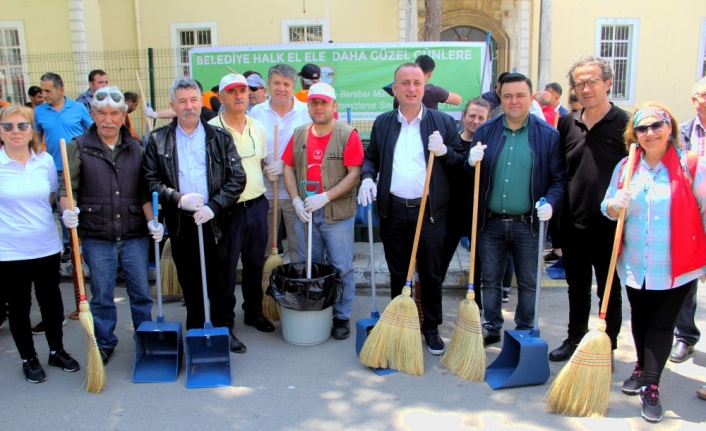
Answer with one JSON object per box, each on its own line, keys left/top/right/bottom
{"left": 293, "top": 196, "right": 311, "bottom": 223}
{"left": 304, "top": 192, "right": 330, "bottom": 213}
{"left": 62, "top": 208, "right": 80, "bottom": 229}
{"left": 178, "top": 193, "right": 204, "bottom": 211}
{"left": 148, "top": 219, "right": 164, "bottom": 242}
{"left": 535, "top": 201, "right": 553, "bottom": 221}
{"left": 144, "top": 106, "right": 158, "bottom": 119}
{"left": 469, "top": 144, "right": 487, "bottom": 164}
{"left": 610, "top": 189, "right": 632, "bottom": 211}
{"left": 428, "top": 131, "right": 447, "bottom": 156}
{"left": 193, "top": 205, "right": 214, "bottom": 225}
{"left": 264, "top": 160, "right": 285, "bottom": 182}
{"left": 357, "top": 178, "right": 377, "bottom": 206}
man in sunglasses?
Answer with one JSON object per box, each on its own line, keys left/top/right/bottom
{"left": 548, "top": 55, "right": 629, "bottom": 362}
{"left": 208, "top": 73, "right": 273, "bottom": 334}
{"left": 58, "top": 86, "right": 161, "bottom": 365}
{"left": 246, "top": 74, "right": 268, "bottom": 113}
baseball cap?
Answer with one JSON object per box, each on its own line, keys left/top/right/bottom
{"left": 298, "top": 64, "right": 321, "bottom": 80}
{"left": 307, "top": 83, "right": 336, "bottom": 102}
{"left": 246, "top": 74, "right": 266, "bottom": 89}
{"left": 219, "top": 73, "right": 247, "bottom": 92}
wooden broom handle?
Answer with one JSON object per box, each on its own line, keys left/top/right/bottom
{"left": 469, "top": 142, "right": 483, "bottom": 282}
{"left": 272, "top": 125, "right": 279, "bottom": 248}
{"left": 406, "top": 153, "right": 435, "bottom": 281}
{"left": 135, "top": 71, "right": 151, "bottom": 134}
{"left": 600, "top": 143, "right": 637, "bottom": 319}
{"left": 59, "top": 139, "right": 88, "bottom": 301}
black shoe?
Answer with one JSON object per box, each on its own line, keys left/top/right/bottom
{"left": 481, "top": 327, "right": 501, "bottom": 347}
{"left": 548, "top": 339, "right": 578, "bottom": 362}
{"left": 331, "top": 318, "right": 350, "bottom": 340}
{"left": 423, "top": 330, "right": 446, "bottom": 355}
{"left": 244, "top": 315, "right": 275, "bottom": 333}
{"left": 229, "top": 332, "right": 247, "bottom": 353}
{"left": 98, "top": 347, "right": 113, "bottom": 365}
{"left": 640, "top": 384, "right": 663, "bottom": 423}
{"left": 60, "top": 246, "right": 72, "bottom": 263}
{"left": 48, "top": 349, "right": 80, "bottom": 372}
{"left": 669, "top": 340, "right": 695, "bottom": 363}
{"left": 23, "top": 356, "right": 47, "bottom": 383}
{"left": 31, "top": 318, "right": 67, "bottom": 335}
{"left": 502, "top": 290, "right": 510, "bottom": 303}
{"left": 622, "top": 364, "right": 643, "bottom": 395}
{"left": 543, "top": 250, "right": 561, "bottom": 261}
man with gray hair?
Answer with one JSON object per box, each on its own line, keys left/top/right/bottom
{"left": 250, "top": 64, "right": 311, "bottom": 260}
{"left": 58, "top": 86, "right": 161, "bottom": 364}
{"left": 143, "top": 77, "right": 248, "bottom": 353}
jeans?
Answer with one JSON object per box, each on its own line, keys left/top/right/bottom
{"left": 479, "top": 216, "right": 539, "bottom": 336}
{"left": 674, "top": 284, "right": 700, "bottom": 346}
{"left": 267, "top": 198, "right": 299, "bottom": 259}
{"left": 82, "top": 237, "right": 153, "bottom": 349}
{"left": 295, "top": 209, "right": 355, "bottom": 321}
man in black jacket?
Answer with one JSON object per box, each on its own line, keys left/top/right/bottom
{"left": 142, "top": 77, "right": 248, "bottom": 353}
{"left": 358, "top": 62, "right": 464, "bottom": 356}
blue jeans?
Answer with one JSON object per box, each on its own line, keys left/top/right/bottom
{"left": 479, "top": 217, "right": 539, "bottom": 336}
{"left": 295, "top": 209, "right": 355, "bottom": 320}
{"left": 82, "top": 237, "right": 153, "bottom": 349}
{"left": 674, "top": 284, "right": 700, "bottom": 346}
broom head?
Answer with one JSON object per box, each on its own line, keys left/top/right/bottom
{"left": 262, "top": 246, "right": 283, "bottom": 322}
{"left": 78, "top": 301, "right": 105, "bottom": 393}
{"left": 160, "top": 239, "right": 182, "bottom": 296}
{"left": 545, "top": 320, "right": 612, "bottom": 417}
{"left": 441, "top": 289, "right": 485, "bottom": 381}
{"left": 359, "top": 286, "right": 424, "bottom": 376}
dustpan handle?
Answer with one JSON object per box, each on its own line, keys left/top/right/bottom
{"left": 197, "top": 224, "right": 211, "bottom": 326}
{"left": 534, "top": 197, "right": 546, "bottom": 330}
{"left": 152, "top": 192, "right": 164, "bottom": 321}
{"left": 367, "top": 204, "right": 378, "bottom": 315}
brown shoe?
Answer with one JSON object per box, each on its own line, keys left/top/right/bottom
{"left": 698, "top": 385, "right": 706, "bottom": 400}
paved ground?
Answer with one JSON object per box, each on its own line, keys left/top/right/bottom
{"left": 2, "top": 243, "right": 705, "bottom": 430}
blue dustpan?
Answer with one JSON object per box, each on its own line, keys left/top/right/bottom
{"left": 355, "top": 204, "right": 396, "bottom": 376}
{"left": 185, "top": 224, "right": 232, "bottom": 388}
{"left": 134, "top": 192, "right": 183, "bottom": 383}
{"left": 545, "top": 256, "right": 566, "bottom": 279}
{"left": 485, "top": 201, "right": 550, "bottom": 389}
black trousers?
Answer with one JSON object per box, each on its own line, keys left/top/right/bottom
{"left": 440, "top": 210, "right": 482, "bottom": 309}
{"left": 0, "top": 253, "right": 64, "bottom": 360}
{"left": 626, "top": 281, "right": 695, "bottom": 386}
{"left": 562, "top": 225, "right": 622, "bottom": 348}
{"left": 380, "top": 200, "right": 446, "bottom": 333}
{"left": 226, "top": 196, "right": 269, "bottom": 319}
{"left": 166, "top": 212, "right": 234, "bottom": 331}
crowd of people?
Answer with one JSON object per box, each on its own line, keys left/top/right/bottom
{"left": 0, "top": 53, "right": 705, "bottom": 424}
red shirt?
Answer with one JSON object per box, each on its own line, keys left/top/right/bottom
{"left": 282, "top": 127, "right": 364, "bottom": 193}
{"left": 541, "top": 105, "right": 557, "bottom": 127}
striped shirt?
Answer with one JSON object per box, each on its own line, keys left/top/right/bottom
{"left": 601, "top": 154, "right": 706, "bottom": 290}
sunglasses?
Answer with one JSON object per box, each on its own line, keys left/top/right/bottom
{"left": 1, "top": 122, "right": 31, "bottom": 132}
{"left": 248, "top": 86, "right": 263, "bottom": 92}
{"left": 635, "top": 120, "right": 667, "bottom": 136}
{"left": 94, "top": 91, "right": 124, "bottom": 103}
{"left": 573, "top": 79, "right": 601, "bottom": 90}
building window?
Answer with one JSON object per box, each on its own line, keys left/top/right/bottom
{"left": 0, "top": 21, "right": 28, "bottom": 105}
{"left": 596, "top": 19, "right": 639, "bottom": 105}
{"left": 170, "top": 22, "right": 217, "bottom": 77}
{"left": 281, "top": 19, "right": 328, "bottom": 43}
{"left": 699, "top": 18, "right": 706, "bottom": 78}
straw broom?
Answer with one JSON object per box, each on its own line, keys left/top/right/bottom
{"left": 546, "top": 143, "right": 637, "bottom": 417}
{"left": 441, "top": 143, "right": 485, "bottom": 381}
{"left": 159, "top": 239, "right": 182, "bottom": 295}
{"left": 262, "top": 125, "right": 282, "bottom": 322}
{"left": 359, "top": 154, "right": 436, "bottom": 376}
{"left": 60, "top": 139, "right": 105, "bottom": 394}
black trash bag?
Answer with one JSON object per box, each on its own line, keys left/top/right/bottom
{"left": 267, "top": 263, "right": 342, "bottom": 311}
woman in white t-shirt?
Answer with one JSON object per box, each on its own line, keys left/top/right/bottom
{"left": 0, "top": 105, "right": 80, "bottom": 383}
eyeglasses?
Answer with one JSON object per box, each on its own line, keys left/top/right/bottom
{"left": 94, "top": 90, "right": 124, "bottom": 104}
{"left": 573, "top": 79, "right": 602, "bottom": 90}
{"left": 248, "top": 86, "right": 263, "bottom": 92}
{"left": 635, "top": 120, "right": 667, "bottom": 136}
{"left": 1, "top": 122, "right": 31, "bottom": 132}
{"left": 694, "top": 91, "right": 706, "bottom": 101}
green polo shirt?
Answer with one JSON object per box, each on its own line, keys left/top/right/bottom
{"left": 487, "top": 116, "right": 533, "bottom": 215}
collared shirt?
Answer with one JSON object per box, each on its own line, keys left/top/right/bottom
{"left": 488, "top": 116, "right": 533, "bottom": 214}
{"left": 76, "top": 89, "right": 93, "bottom": 112}
{"left": 176, "top": 121, "right": 209, "bottom": 203}
{"left": 209, "top": 114, "right": 267, "bottom": 202}
{"left": 390, "top": 106, "right": 426, "bottom": 199}
{"left": 0, "top": 148, "right": 62, "bottom": 261}
{"left": 249, "top": 97, "right": 311, "bottom": 201}
{"left": 34, "top": 96, "right": 93, "bottom": 171}
{"left": 601, "top": 155, "right": 706, "bottom": 290}
{"left": 690, "top": 117, "right": 706, "bottom": 156}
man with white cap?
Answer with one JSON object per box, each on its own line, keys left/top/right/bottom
{"left": 282, "top": 83, "right": 364, "bottom": 339}
{"left": 208, "top": 73, "right": 273, "bottom": 333}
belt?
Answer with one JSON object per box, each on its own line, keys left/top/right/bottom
{"left": 488, "top": 211, "right": 532, "bottom": 221}
{"left": 235, "top": 194, "right": 265, "bottom": 208}
{"left": 390, "top": 194, "right": 422, "bottom": 207}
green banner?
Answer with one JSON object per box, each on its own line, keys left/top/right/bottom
{"left": 191, "top": 42, "right": 487, "bottom": 120}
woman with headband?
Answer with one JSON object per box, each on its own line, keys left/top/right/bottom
{"left": 601, "top": 102, "right": 706, "bottom": 422}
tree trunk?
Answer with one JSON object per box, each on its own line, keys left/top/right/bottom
{"left": 423, "top": 0, "right": 441, "bottom": 41}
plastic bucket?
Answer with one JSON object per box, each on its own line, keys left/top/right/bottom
{"left": 280, "top": 306, "right": 332, "bottom": 346}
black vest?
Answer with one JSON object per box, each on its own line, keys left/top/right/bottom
{"left": 75, "top": 129, "right": 147, "bottom": 241}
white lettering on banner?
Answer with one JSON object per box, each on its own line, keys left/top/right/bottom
{"left": 413, "top": 49, "right": 473, "bottom": 61}
{"left": 373, "top": 89, "right": 389, "bottom": 97}
{"left": 287, "top": 52, "right": 302, "bottom": 62}
{"left": 379, "top": 101, "right": 393, "bottom": 110}
{"left": 305, "top": 52, "right": 326, "bottom": 62}
{"left": 332, "top": 51, "right": 368, "bottom": 62}
{"left": 340, "top": 90, "right": 371, "bottom": 98}
{"left": 370, "top": 50, "right": 411, "bottom": 61}
{"left": 195, "top": 53, "right": 251, "bottom": 65}
{"left": 253, "top": 53, "right": 285, "bottom": 63}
